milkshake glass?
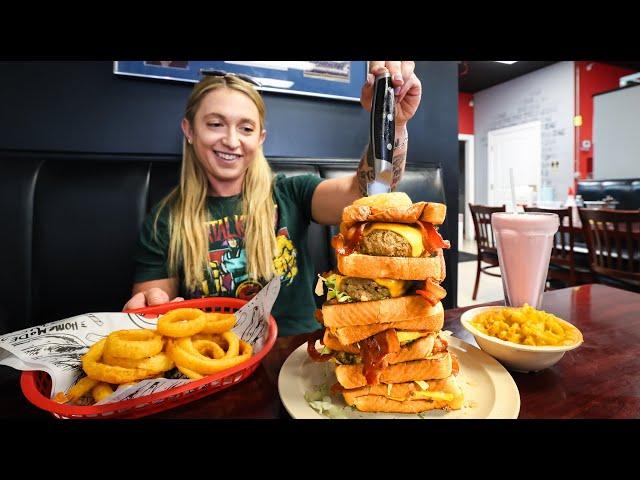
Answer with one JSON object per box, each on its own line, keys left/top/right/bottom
{"left": 491, "top": 212, "right": 559, "bottom": 309}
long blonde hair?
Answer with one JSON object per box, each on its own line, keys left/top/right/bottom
{"left": 156, "top": 75, "right": 277, "bottom": 293}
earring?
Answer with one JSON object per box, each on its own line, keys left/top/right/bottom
{"left": 188, "top": 138, "right": 193, "bottom": 144}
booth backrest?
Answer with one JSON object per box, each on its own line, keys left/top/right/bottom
{"left": 0, "top": 151, "right": 447, "bottom": 334}
{"left": 577, "top": 178, "right": 640, "bottom": 210}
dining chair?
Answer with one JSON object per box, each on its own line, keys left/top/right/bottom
{"left": 578, "top": 208, "right": 640, "bottom": 293}
{"left": 468, "top": 203, "right": 505, "bottom": 300}
{"left": 524, "top": 206, "right": 592, "bottom": 288}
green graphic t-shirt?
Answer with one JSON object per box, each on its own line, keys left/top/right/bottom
{"left": 133, "top": 173, "right": 324, "bottom": 336}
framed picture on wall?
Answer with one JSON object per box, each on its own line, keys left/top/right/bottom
{"left": 114, "top": 61, "right": 367, "bottom": 102}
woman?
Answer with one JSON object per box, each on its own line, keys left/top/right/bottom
{"left": 123, "top": 61, "right": 422, "bottom": 336}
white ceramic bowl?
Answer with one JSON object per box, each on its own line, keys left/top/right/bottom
{"left": 460, "top": 306, "right": 584, "bottom": 373}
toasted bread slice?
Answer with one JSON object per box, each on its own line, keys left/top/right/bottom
{"left": 323, "top": 297, "right": 443, "bottom": 328}
{"left": 387, "top": 335, "right": 437, "bottom": 364}
{"left": 336, "top": 249, "right": 446, "bottom": 281}
{"left": 342, "top": 195, "right": 446, "bottom": 227}
{"left": 352, "top": 192, "right": 414, "bottom": 209}
{"left": 322, "top": 329, "right": 361, "bottom": 353}
{"left": 328, "top": 310, "right": 444, "bottom": 345}
{"left": 335, "top": 351, "right": 452, "bottom": 389}
{"left": 342, "top": 375, "right": 464, "bottom": 411}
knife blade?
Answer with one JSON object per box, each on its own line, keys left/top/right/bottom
{"left": 367, "top": 71, "right": 395, "bottom": 196}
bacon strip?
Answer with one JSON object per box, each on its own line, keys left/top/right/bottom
{"left": 360, "top": 329, "right": 400, "bottom": 385}
{"left": 347, "top": 222, "right": 367, "bottom": 245}
{"left": 417, "top": 221, "right": 451, "bottom": 253}
{"left": 307, "top": 329, "right": 335, "bottom": 362}
{"left": 332, "top": 222, "right": 368, "bottom": 256}
{"left": 331, "top": 234, "right": 350, "bottom": 256}
{"left": 451, "top": 352, "right": 460, "bottom": 375}
{"left": 433, "top": 336, "right": 448, "bottom": 353}
{"left": 415, "top": 289, "right": 438, "bottom": 305}
{"left": 330, "top": 382, "right": 348, "bottom": 394}
{"left": 416, "top": 279, "right": 447, "bottom": 306}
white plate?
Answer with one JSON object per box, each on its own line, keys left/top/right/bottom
{"left": 278, "top": 336, "right": 520, "bottom": 419}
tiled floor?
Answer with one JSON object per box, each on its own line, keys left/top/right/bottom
{"left": 456, "top": 222, "right": 504, "bottom": 308}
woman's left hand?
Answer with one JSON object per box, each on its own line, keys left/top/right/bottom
{"left": 360, "top": 61, "right": 422, "bottom": 128}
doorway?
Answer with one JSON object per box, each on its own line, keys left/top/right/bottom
{"left": 458, "top": 133, "right": 474, "bottom": 241}
{"left": 487, "top": 121, "right": 541, "bottom": 208}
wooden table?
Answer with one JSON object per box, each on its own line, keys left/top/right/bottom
{"left": 1, "top": 284, "right": 639, "bottom": 419}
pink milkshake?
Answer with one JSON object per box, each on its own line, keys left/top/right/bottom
{"left": 491, "top": 212, "right": 559, "bottom": 308}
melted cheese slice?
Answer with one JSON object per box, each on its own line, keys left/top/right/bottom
{"left": 336, "top": 275, "right": 408, "bottom": 298}
{"left": 396, "top": 331, "right": 428, "bottom": 344}
{"left": 373, "top": 278, "right": 409, "bottom": 298}
{"left": 363, "top": 222, "right": 424, "bottom": 257}
{"left": 410, "top": 391, "right": 455, "bottom": 402}
{"left": 385, "top": 383, "right": 454, "bottom": 402}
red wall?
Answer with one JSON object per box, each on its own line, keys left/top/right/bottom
{"left": 458, "top": 92, "right": 474, "bottom": 135}
{"left": 576, "top": 61, "right": 635, "bottom": 179}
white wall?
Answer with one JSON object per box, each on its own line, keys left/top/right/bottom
{"left": 593, "top": 84, "right": 640, "bottom": 179}
{"left": 474, "top": 61, "right": 575, "bottom": 203}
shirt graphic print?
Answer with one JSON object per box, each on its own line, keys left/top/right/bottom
{"left": 195, "top": 212, "right": 298, "bottom": 301}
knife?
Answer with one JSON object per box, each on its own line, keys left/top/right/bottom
{"left": 367, "top": 71, "right": 396, "bottom": 196}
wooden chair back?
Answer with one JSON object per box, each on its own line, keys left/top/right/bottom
{"left": 578, "top": 208, "right": 640, "bottom": 286}
{"left": 468, "top": 204, "right": 506, "bottom": 257}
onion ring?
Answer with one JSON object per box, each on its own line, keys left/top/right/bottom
{"left": 200, "top": 312, "right": 236, "bottom": 334}
{"left": 189, "top": 332, "right": 239, "bottom": 357}
{"left": 82, "top": 339, "right": 157, "bottom": 384}
{"left": 102, "top": 350, "right": 175, "bottom": 374}
{"left": 156, "top": 308, "right": 206, "bottom": 338}
{"left": 104, "top": 329, "right": 164, "bottom": 359}
{"left": 213, "top": 331, "right": 240, "bottom": 358}
{"left": 224, "top": 331, "right": 241, "bottom": 357}
{"left": 55, "top": 376, "right": 99, "bottom": 403}
{"left": 176, "top": 364, "right": 204, "bottom": 380}
{"left": 53, "top": 392, "right": 68, "bottom": 404}
{"left": 91, "top": 382, "right": 114, "bottom": 402}
{"left": 166, "top": 337, "right": 252, "bottom": 375}
{"left": 190, "top": 333, "right": 217, "bottom": 342}
{"left": 191, "top": 339, "right": 226, "bottom": 359}
{"left": 239, "top": 340, "right": 252, "bottom": 357}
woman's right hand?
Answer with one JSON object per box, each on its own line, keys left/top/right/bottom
{"left": 360, "top": 61, "right": 422, "bottom": 127}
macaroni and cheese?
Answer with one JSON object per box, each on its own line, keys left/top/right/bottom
{"left": 469, "top": 304, "right": 581, "bottom": 347}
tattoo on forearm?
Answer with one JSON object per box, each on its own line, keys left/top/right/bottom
{"left": 357, "top": 133, "right": 408, "bottom": 195}
{"left": 391, "top": 152, "right": 406, "bottom": 190}
{"left": 394, "top": 134, "right": 408, "bottom": 150}
{"left": 357, "top": 143, "right": 375, "bottom": 196}
{"left": 391, "top": 130, "right": 408, "bottom": 190}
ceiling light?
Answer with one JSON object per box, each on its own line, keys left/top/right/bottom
{"left": 494, "top": 61, "right": 518, "bottom": 65}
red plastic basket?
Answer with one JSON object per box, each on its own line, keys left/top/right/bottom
{"left": 20, "top": 297, "right": 278, "bottom": 419}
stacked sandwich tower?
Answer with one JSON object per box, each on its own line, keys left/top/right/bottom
{"left": 309, "top": 192, "right": 464, "bottom": 414}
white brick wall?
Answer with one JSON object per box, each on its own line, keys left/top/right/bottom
{"left": 474, "top": 61, "right": 575, "bottom": 203}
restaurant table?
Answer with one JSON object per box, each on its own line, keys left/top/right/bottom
{"left": 1, "top": 283, "right": 639, "bottom": 419}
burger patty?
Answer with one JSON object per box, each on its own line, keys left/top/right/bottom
{"left": 341, "top": 277, "right": 391, "bottom": 302}
{"left": 359, "top": 230, "right": 412, "bottom": 257}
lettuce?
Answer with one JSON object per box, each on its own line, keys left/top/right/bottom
{"left": 304, "top": 383, "right": 351, "bottom": 419}
{"left": 316, "top": 273, "right": 353, "bottom": 303}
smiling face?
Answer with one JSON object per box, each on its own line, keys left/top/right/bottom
{"left": 182, "top": 87, "right": 266, "bottom": 196}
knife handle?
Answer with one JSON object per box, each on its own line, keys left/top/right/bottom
{"left": 371, "top": 72, "right": 395, "bottom": 167}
